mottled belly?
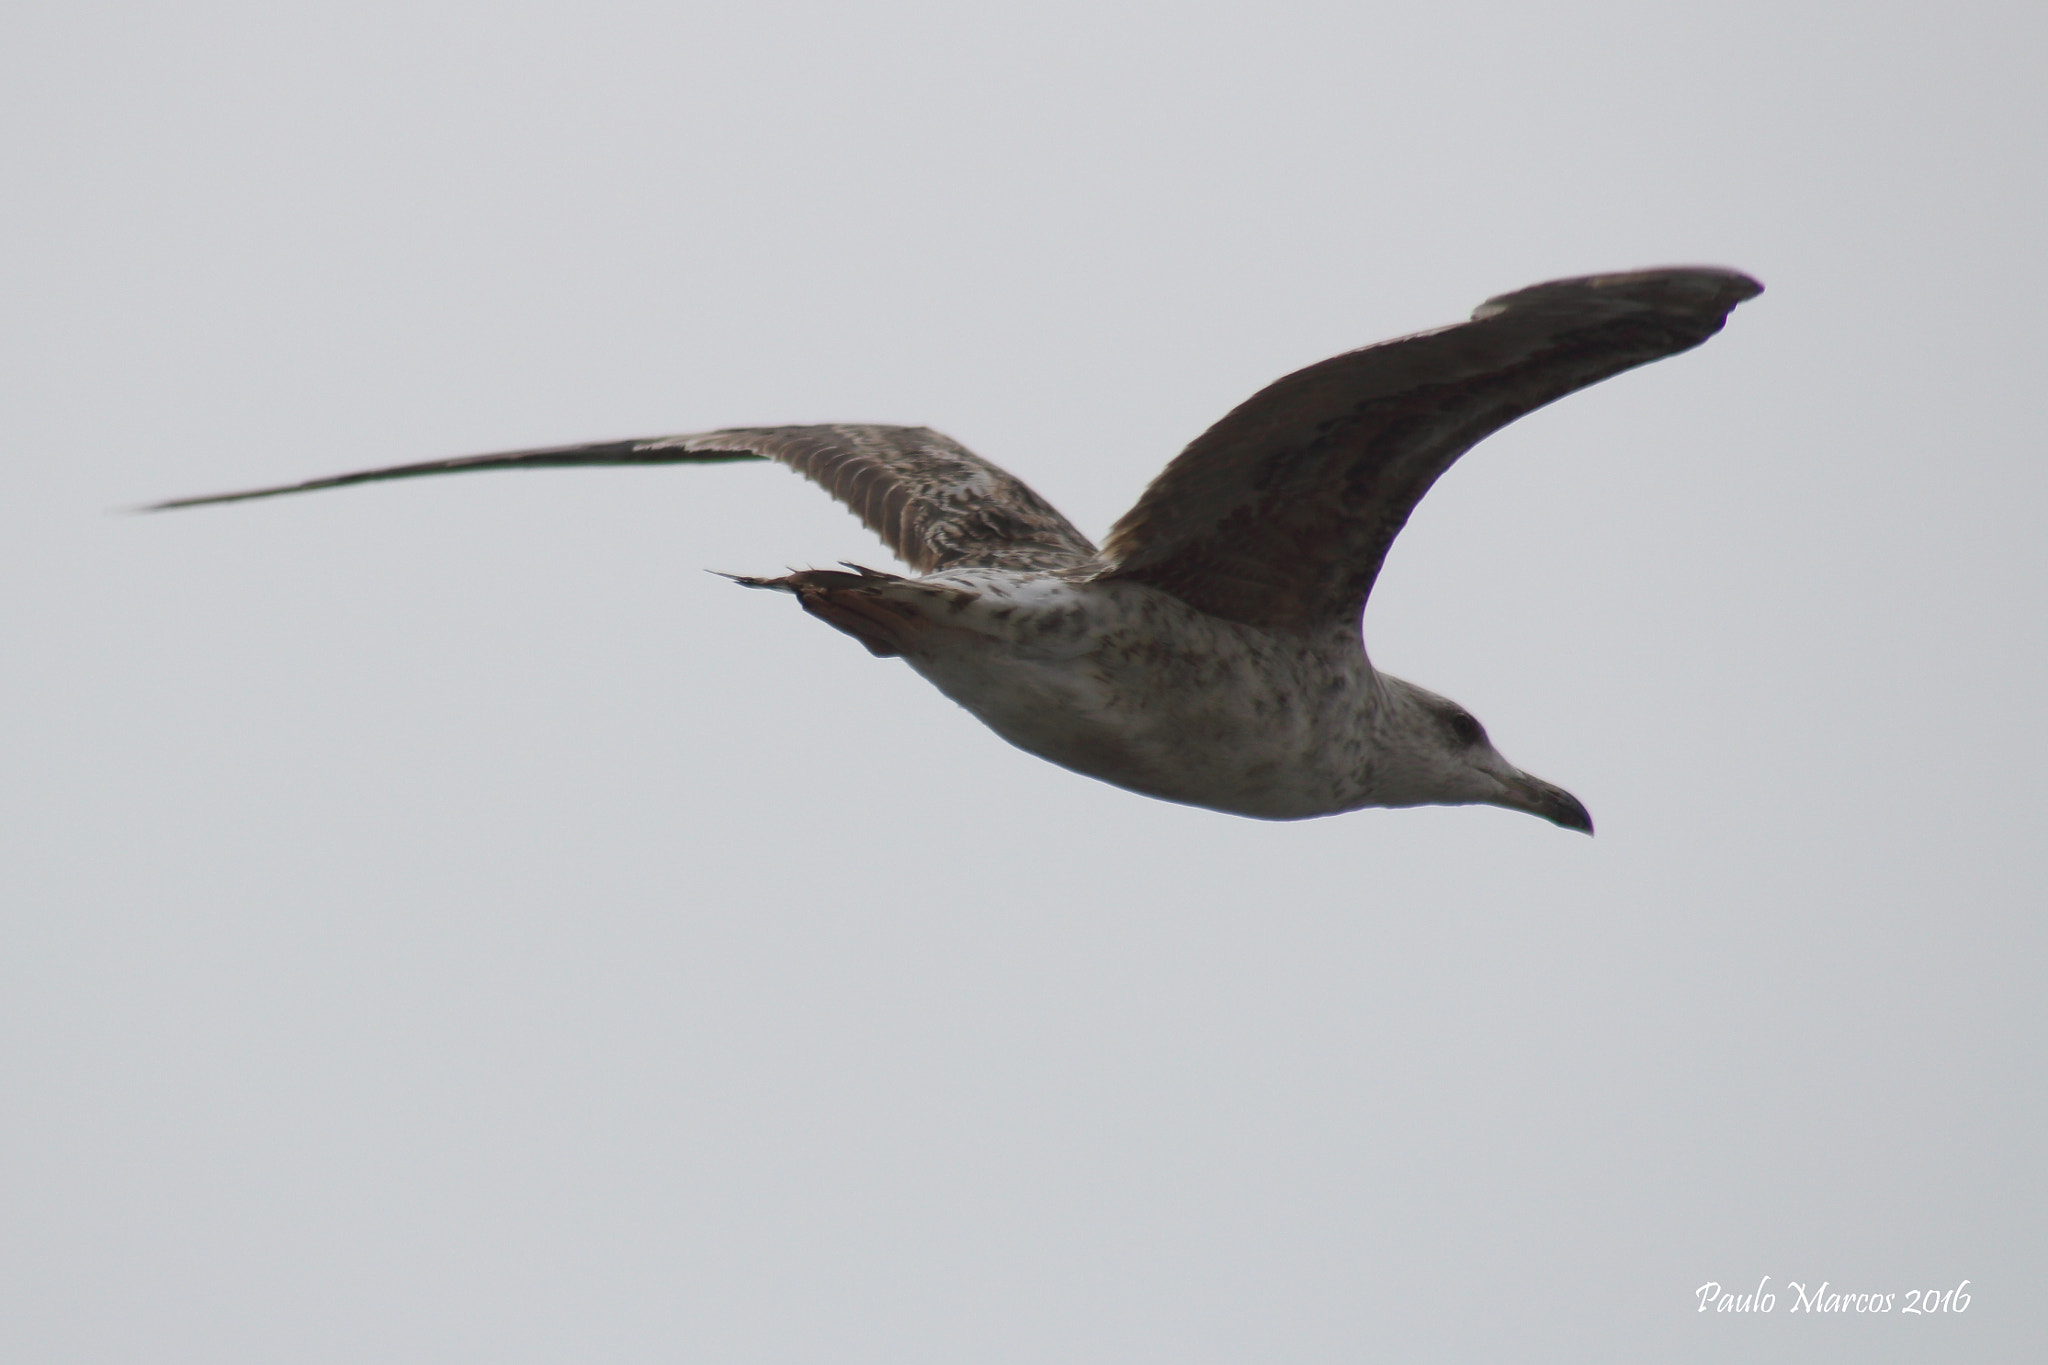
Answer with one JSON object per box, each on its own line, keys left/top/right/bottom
{"left": 906, "top": 638, "right": 1363, "bottom": 820}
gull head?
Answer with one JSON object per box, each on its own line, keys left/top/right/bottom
{"left": 1369, "top": 677, "right": 1595, "bottom": 834}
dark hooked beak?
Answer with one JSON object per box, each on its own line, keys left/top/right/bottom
{"left": 1494, "top": 771, "right": 1595, "bottom": 835}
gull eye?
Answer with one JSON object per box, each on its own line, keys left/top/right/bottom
{"left": 1446, "top": 711, "right": 1485, "bottom": 747}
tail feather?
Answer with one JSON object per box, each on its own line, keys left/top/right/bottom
{"left": 718, "top": 567, "right": 968, "bottom": 658}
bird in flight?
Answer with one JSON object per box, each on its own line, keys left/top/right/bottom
{"left": 150, "top": 267, "right": 1760, "bottom": 830}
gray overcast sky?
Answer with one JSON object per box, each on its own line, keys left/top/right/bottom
{"left": 4, "top": 2, "right": 2043, "bottom": 1361}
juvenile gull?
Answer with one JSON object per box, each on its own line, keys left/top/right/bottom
{"left": 149, "top": 267, "right": 1761, "bottom": 829}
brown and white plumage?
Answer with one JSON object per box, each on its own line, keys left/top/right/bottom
{"left": 147, "top": 267, "right": 1762, "bottom": 827}
{"left": 150, "top": 424, "right": 1098, "bottom": 574}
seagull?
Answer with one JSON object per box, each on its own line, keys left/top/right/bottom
{"left": 149, "top": 267, "right": 1760, "bottom": 830}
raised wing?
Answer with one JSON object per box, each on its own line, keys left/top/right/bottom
{"left": 1093, "top": 267, "right": 1762, "bottom": 633}
{"left": 144, "top": 424, "right": 1096, "bottom": 574}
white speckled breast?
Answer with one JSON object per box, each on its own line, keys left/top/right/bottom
{"left": 898, "top": 571, "right": 1383, "bottom": 819}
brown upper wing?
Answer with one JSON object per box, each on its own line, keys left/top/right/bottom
{"left": 144, "top": 423, "right": 1096, "bottom": 574}
{"left": 1093, "top": 267, "right": 1763, "bottom": 633}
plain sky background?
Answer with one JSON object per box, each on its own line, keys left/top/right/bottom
{"left": 5, "top": 2, "right": 2043, "bottom": 1361}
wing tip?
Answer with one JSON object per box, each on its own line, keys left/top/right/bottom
{"left": 1473, "top": 266, "right": 1763, "bottom": 322}
{"left": 130, "top": 487, "right": 294, "bottom": 512}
